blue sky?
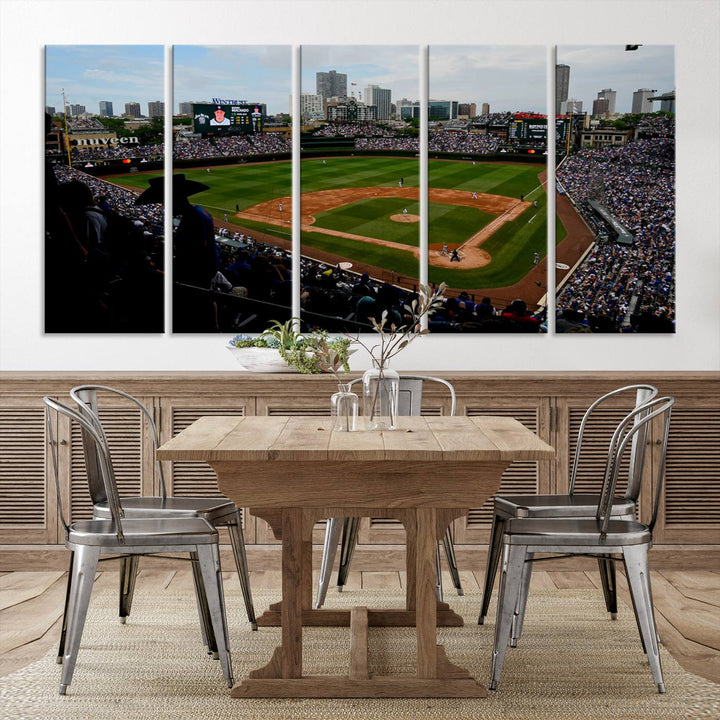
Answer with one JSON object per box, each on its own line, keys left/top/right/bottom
{"left": 174, "top": 46, "right": 291, "bottom": 115}
{"left": 45, "top": 45, "right": 164, "bottom": 116}
{"left": 558, "top": 45, "right": 674, "bottom": 114}
{"left": 45, "top": 44, "right": 674, "bottom": 118}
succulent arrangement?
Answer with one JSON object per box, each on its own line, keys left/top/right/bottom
{"left": 229, "top": 319, "right": 353, "bottom": 375}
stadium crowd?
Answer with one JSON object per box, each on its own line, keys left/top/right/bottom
{"left": 46, "top": 164, "right": 164, "bottom": 332}
{"left": 311, "top": 123, "right": 394, "bottom": 137}
{"left": 47, "top": 163, "right": 541, "bottom": 333}
{"left": 556, "top": 122, "right": 675, "bottom": 332}
{"left": 63, "top": 126, "right": 513, "bottom": 164}
{"left": 72, "top": 143, "right": 163, "bottom": 160}
{"left": 355, "top": 130, "right": 502, "bottom": 154}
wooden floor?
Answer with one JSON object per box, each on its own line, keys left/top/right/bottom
{"left": 1, "top": 568, "right": 718, "bottom": 686}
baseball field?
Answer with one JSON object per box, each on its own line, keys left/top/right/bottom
{"left": 113, "top": 155, "right": 565, "bottom": 298}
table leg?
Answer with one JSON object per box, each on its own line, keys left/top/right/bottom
{"left": 415, "top": 508, "right": 438, "bottom": 678}
{"left": 236, "top": 507, "right": 304, "bottom": 687}
{"left": 233, "top": 506, "right": 485, "bottom": 697}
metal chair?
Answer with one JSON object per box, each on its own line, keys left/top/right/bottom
{"left": 315, "top": 374, "right": 462, "bottom": 609}
{"left": 478, "top": 384, "right": 658, "bottom": 626}
{"left": 65, "top": 385, "right": 256, "bottom": 637}
{"left": 489, "top": 395, "right": 674, "bottom": 694}
{"left": 44, "top": 396, "right": 233, "bottom": 695}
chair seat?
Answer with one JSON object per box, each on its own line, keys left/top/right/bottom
{"left": 68, "top": 517, "right": 218, "bottom": 547}
{"left": 496, "top": 493, "right": 635, "bottom": 519}
{"left": 93, "top": 496, "right": 237, "bottom": 521}
{"left": 505, "top": 517, "right": 652, "bottom": 547}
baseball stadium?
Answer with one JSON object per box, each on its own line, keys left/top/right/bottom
{"left": 46, "top": 108, "right": 674, "bottom": 334}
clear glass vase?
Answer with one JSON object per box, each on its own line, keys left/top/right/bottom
{"left": 331, "top": 383, "right": 359, "bottom": 432}
{"left": 362, "top": 365, "right": 400, "bottom": 430}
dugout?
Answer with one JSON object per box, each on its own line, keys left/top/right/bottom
{"left": 587, "top": 200, "right": 634, "bottom": 245}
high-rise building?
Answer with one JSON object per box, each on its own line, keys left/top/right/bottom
{"left": 299, "top": 93, "right": 324, "bottom": 121}
{"left": 555, "top": 64, "right": 570, "bottom": 116}
{"left": 98, "top": 101, "right": 113, "bottom": 117}
{"left": 67, "top": 104, "right": 86, "bottom": 116}
{"left": 178, "top": 102, "right": 193, "bottom": 115}
{"left": 658, "top": 90, "right": 676, "bottom": 113}
{"left": 632, "top": 88, "right": 657, "bottom": 114}
{"left": 596, "top": 88, "right": 616, "bottom": 114}
{"left": 45, "top": 105, "right": 56, "bottom": 116}
{"left": 365, "top": 85, "right": 391, "bottom": 121}
{"left": 457, "top": 103, "right": 476, "bottom": 118}
{"left": 428, "top": 100, "right": 458, "bottom": 121}
{"left": 481, "top": 102, "right": 490, "bottom": 115}
{"left": 147, "top": 101, "right": 164, "bottom": 118}
{"left": 560, "top": 98, "right": 583, "bottom": 115}
{"left": 316, "top": 70, "right": 347, "bottom": 101}
{"left": 592, "top": 97, "right": 610, "bottom": 117}
{"left": 125, "top": 101, "right": 141, "bottom": 118}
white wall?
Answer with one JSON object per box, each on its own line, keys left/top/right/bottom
{"left": 1, "top": 0, "right": 718, "bottom": 371}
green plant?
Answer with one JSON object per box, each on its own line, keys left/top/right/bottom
{"left": 229, "top": 320, "right": 353, "bottom": 376}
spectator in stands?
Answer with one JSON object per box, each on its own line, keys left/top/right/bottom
{"left": 501, "top": 299, "right": 541, "bottom": 332}
{"left": 138, "top": 174, "right": 216, "bottom": 331}
{"left": 356, "top": 283, "right": 403, "bottom": 327}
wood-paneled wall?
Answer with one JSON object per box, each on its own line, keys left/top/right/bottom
{"left": 1, "top": 371, "right": 718, "bottom": 570}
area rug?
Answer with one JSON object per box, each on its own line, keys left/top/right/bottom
{"left": 1, "top": 585, "right": 718, "bottom": 720}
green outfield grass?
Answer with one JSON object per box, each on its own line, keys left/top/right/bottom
{"left": 109, "top": 156, "right": 555, "bottom": 288}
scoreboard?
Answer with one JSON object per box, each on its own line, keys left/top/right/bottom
{"left": 507, "top": 118, "right": 575, "bottom": 144}
{"left": 192, "top": 103, "right": 264, "bottom": 135}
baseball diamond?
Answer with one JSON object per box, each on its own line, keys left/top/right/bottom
{"left": 114, "top": 156, "right": 567, "bottom": 304}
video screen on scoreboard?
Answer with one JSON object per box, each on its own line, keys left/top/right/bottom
{"left": 192, "top": 103, "right": 264, "bottom": 135}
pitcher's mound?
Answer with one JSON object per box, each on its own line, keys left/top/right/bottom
{"left": 390, "top": 213, "right": 420, "bottom": 223}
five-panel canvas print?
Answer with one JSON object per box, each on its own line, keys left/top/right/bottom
{"left": 44, "top": 45, "right": 675, "bottom": 334}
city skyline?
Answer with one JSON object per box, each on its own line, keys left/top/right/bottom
{"left": 45, "top": 45, "right": 163, "bottom": 117}
{"left": 174, "top": 45, "right": 291, "bottom": 116}
{"left": 301, "top": 45, "right": 419, "bottom": 105}
{"left": 558, "top": 45, "right": 674, "bottom": 114}
{"left": 45, "top": 44, "right": 675, "bottom": 120}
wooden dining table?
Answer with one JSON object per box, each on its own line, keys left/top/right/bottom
{"left": 156, "top": 414, "right": 554, "bottom": 698}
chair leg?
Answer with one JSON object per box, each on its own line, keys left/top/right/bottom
{"left": 190, "top": 551, "right": 217, "bottom": 656}
{"left": 479, "top": 512, "right": 506, "bottom": 624}
{"left": 315, "top": 517, "right": 343, "bottom": 608}
{"left": 489, "top": 543, "right": 527, "bottom": 692}
{"left": 118, "top": 555, "right": 139, "bottom": 624}
{"left": 441, "top": 526, "right": 463, "bottom": 596}
{"left": 197, "top": 544, "right": 234, "bottom": 688}
{"left": 510, "top": 551, "right": 534, "bottom": 647}
{"left": 623, "top": 544, "right": 665, "bottom": 694}
{"left": 59, "top": 544, "right": 100, "bottom": 695}
{"left": 226, "top": 510, "right": 257, "bottom": 630}
{"left": 336, "top": 517, "right": 361, "bottom": 591}
{"left": 597, "top": 554, "right": 618, "bottom": 619}
{"left": 57, "top": 551, "right": 75, "bottom": 664}
{"left": 435, "top": 542, "right": 444, "bottom": 601}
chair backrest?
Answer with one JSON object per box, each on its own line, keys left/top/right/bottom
{"left": 348, "top": 374, "right": 456, "bottom": 417}
{"left": 596, "top": 395, "right": 674, "bottom": 535}
{"left": 570, "top": 384, "right": 658, "bottom": 501}
{"left": 43, "top": 396, "right": 126, "bottom": 541}
{"left": 70, "top": 385, "right": 167, "bottom": 501}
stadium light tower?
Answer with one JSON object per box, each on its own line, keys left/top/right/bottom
{"left": 61, "top": 88, "right": 72, "bottom": 166}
